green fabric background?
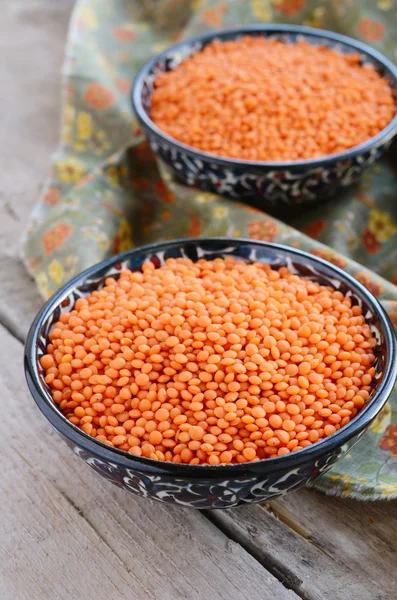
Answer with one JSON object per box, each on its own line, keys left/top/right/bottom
{"left": 22, "top": 0, "right": 397, "bottom": 499}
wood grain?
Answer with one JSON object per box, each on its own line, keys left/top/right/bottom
{"left": 0, "top": 0, "right": 71, "bottom": 337}
{"left": 0, "top": 323, "right": 297, "bottom": 600}
{"left": 210, "top": 497, "right": 396, "bottom": 600}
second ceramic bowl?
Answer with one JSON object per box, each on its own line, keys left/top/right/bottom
{"left": 132, "top": 25, "right": 397, "bottom": 208}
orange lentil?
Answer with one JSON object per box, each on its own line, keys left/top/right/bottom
{"left": 42, "top": 257, "right": 376, "bottom": 464}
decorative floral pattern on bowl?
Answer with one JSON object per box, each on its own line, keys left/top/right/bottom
{"left": 132, "top": 25, "right": 397, "bottom": 207}
{"left": 63, "top": 437, "right": 354, "bottom": 508}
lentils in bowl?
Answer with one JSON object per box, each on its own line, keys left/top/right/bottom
{"left": 132, "top": 25, "right": 397, "bottom": 207}
{"left": 25, "top": 239, "right": 397, "bottom": 508}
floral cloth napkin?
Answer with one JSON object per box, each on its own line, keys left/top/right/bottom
{"left": 22, "top": 0, "right": 397, "bottom": 499}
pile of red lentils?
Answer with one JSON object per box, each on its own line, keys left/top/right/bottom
{"left": 150, "top": 37, "right": 395, "bottom": 161}
{"left": 40, "top": 257, "right": 377, "bottom": 465}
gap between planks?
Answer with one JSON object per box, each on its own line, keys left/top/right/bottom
{"left": 0, "top": 321, "right": 299, "bottom": 600}
{"left": 1, "top": 282, "right": 396, "bottom": 600}
{"left": 2, "top": 292, "right": 392, "bottom": 600}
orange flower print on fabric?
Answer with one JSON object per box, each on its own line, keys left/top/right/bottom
{"left": 302, "top": 220, "right": 326, "bottom": 240}
{"left": 170, "top": 31, "right": 183, "bottom": 44}
{"left": 379, "top": 424, "right": 397, "bottom": 457}
{"left": 362, "top": 228, "right": 381, "bottom": 254}
{"left": 43, "top": 187, "right": 60, "bottom": 206}
{"left": 189, "top": 215, "right": 202, "bottom": 237}
{"left": 112, "top": 218, "right": 132, "bottom": 254}
{"left": 84, "top": 83, "right": 116, "bottom": 110}
{"left": 357, "top": 18, "right": 385, "bottom": 42}
{"left": 154, "top": 180, "right": 175, "bottom": 203}
{"left": 162, "top": 211, "right": 172, "bottom": 221}
{"left": 355, "top": 272, "right": 384, "bottom": 297}
{"left": 42, "top": 223, "right": 74, "bottom": 256}
{"left": 75, "top": 173, "right": 94, "bottom": 189}
{"left": 28, "top": 256, "right": 41, "bottom": 273}
{"left": 202, "top": 2, "right": 226, "bottom": 26}
{"left": 113, "top": 27, "right": 136, "bottom": 42}
{"left": 274, "top": 0, "right": 305, "bottom": 17}
{"left": 132, "top": 177, "right": 149, "bottom": 192}
{"left": 388, "top": 308, "right": 397, "bottom": 329}
{"left": 387, "top": 302, "right": 397, "bottom": 329}
{"left": 136, "top": 141, "right": 154, "bottom": 165}
{"left": 248, "top": 218, "right": 280, "bottom": 241}
{"left": 310, "top": 247, "right": 346, "bottom": 269}
{"left": 356, "top": 193, "right": 375, "bottom": 208}
{"left": 116, "top": 78, "right": 131, "bottom": 93}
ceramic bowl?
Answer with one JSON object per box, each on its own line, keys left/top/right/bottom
{"left": 25, "top": 239, "right": 397, "bottom": 508}
{"left": 132, "top": 25, "right": 397, "bottom": 208}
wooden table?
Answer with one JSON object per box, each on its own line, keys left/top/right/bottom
{"left": 1, "top": 3, "right": 396, "bottom": 599}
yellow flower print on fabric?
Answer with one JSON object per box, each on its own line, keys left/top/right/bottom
{"left": 379, "top": 484, "right": 397, "bottom": 497}
{"left": 369, "top": 404, "right": 391, "bottom": 434}
{"left": 56, "top": 157, "right": 86, "bottom": 184}
{"left": 107, "top": 164, "right": 127, "bottom": 187}
{"left": 213, "top": 206, "right": 229, "bottom": 219}
{"left": 377, "top": 0, "right": 392, "bottom": 10}
{"left": 73, "top": 141, "right": 86, "bottom": 153}
{"left": 313, "top": 6, "right": 326, "bottom": 18}
{"left": 48, "top": 260, "right": 64, "bottom": 286}
{"left": 61, "top": 104, "right": 75, "bottom": 143}
{"left": 76, "top": 112, "right": 93, "bottom": 140}
{"left": 195, "top": 192, "right": 217, "bottom": 204}
{"left": 251, "top": 0, "right": 272, "bottom": 21}
{"left": 113, "top": 218, "right": 133, "bottom": 254}
{"left": 80, "top": 7, "right": 98, "bottom": 28}
{"left": 36, "top": 271, "right": 52, "bottom": 299}
{"left": 303, "top": 6, "right": 325, "bottom": 28}
{"left": 328, "top": 473, "right": 354, "bottom": 486}
{"left": 81, "top": 228, "right": 110, "bottom": 252}
{"left": 92, "top": 130, "right": 111, "bottom": 155}
{"left": 368, "top": 209, "right": 396, "bottom": 242}
{"left": 107, "top": 166, "right": 120, "bottom": 187}
{"left": 153, "top": 41, "right": 171, "bottom": 53}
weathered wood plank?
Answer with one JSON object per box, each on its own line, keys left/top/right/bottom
{"left": 210, "top": 497, "right": 396, "bottom": 600}
{"left": 0, "top": 255, "right": 42, "bottom": 342}
{"left": 0, "top": 323, "right": 297, "bottom": 600}
{"left": 0, "top": 0, "right": 71, "bottom": 336}
{"left": 0, "top": 0, "right": 71, "bottom": 256}
{"left": 272, "top": 490, "right": 397, "bottom": 590}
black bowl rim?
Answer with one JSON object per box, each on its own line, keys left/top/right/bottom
{"left": 25, "top": 238, "right": 397, "bottom": 477}
{"left": 131, "top": 24, "right": 397, "bottom": 171}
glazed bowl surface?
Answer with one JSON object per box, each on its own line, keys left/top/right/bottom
{"left": 25, "top": 238, "right": 397, "bottom": 508}
{"left": 132, "top": 24, "right": 397, "bottom": 208}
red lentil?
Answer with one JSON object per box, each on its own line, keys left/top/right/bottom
{"left": 40, "top": 257, "right": 377, "bottom": 465}
{"left": 150, "top": 37, "right": 395, "bottom": 161}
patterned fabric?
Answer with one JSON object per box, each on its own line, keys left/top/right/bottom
{"left": 22, "top": 0, "right": 397, "bottom": 499}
